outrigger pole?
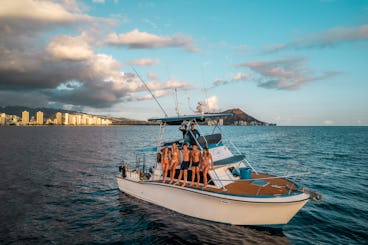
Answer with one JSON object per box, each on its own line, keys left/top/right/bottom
{"left": 131, "top": 66, "right": 168, "bottom": 118}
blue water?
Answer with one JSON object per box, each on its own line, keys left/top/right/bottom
{"left": 0, "top": 126, "right": 367, "bottom": 244}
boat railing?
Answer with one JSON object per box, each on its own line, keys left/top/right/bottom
{"left": 120, "top": 151, "right": 157, "bottom": 180}
{"left": 222, "top": 138, "right": 258, "bottom": 174}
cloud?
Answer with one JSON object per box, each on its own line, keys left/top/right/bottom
{"left": 0, "top": 0, "right": 195, "bottom": 109}
{"left": 105, "top": 29, "right": 199, "bottom": 52}
{"left": 128, "top": 58, "right": 159, "bottom": 66}
{"left": 213, "top": 79, "right": 229, "bottom": 87}
{"left": 0, "top": 0, "right": 94, "bottom": 27}
{"left": 146, "top": 79, "right": 195, "bottom": 91}
{"left": 211, "top": 72, "right": 251, "bottom": 88}
{"left": 147, "top": 71, "right": 158, "bottom": 80}
{"left": 46, "top": 34, "right": 95, "bottom": 61}
{"left": 236, "top": 57, "right": 338, "bottom": 90}
{"left": 265, "top": 24, "right": 368, "bottom": 52}
{"left": 233, "top": 72, "right": 251, "bottom": 81}
{"left": 126, "top": 90, "right": 169, "bottom": 102}
{"left": 205, "top": 96, "right": 220, "bottom": 112}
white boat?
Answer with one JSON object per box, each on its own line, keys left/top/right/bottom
{"left": 117, "top": 113, "right": 321, "bottom": 228}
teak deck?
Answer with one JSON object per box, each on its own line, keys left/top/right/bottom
{"left": 157, "top": 170, "right": 298, "bottom": 196}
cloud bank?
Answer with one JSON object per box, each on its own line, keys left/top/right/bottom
{"left": 0, "top": 0, "right": 195, "bottom": 109}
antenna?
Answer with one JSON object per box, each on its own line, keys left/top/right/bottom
{"left": 174, "top": 88, "right": 180, "bottom": 117}
{"left": 131, "top": 66, "right": 168, "bottom": 118}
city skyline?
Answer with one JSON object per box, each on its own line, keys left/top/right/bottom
{"left": 0, "top": 110, "right": 112, "bottom": 126}
{"left": 0, "top": 0, "right": 367, "bottom": 125}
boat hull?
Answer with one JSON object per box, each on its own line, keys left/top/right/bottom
{"left": 117, "top": 176, "right": 309, "bottom": 226}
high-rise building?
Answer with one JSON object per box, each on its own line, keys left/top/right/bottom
{"left": 68, "top": 114, "right": 75, "bottom": 125}
{"left": 0, "top": 113, "right": 5, "bottom": 126}
{"left": 56, "top": 112, "right": 62, "bottom": 125}
{"left": 64, "top": 113, "right": 69, "bottom": 125}
{"left": 36, "top": 111, "right": 43, "bottom": 125}
{"left": 22, "top": 111, "right": 29, "bottom": 125}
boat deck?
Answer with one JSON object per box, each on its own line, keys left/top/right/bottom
{"left": 157, "top": 170, "right": 298, "bottom": 197}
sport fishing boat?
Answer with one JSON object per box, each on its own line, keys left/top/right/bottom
{"left": 117, "top": 112, "right": 321, "bottom": 227}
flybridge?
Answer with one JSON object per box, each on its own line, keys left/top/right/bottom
{"left": 148, "top": 113, "right": 233, "bottom": 124}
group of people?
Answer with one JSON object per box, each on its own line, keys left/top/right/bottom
{"left": 160, "top": 143, "right": 214, "bottom": 188}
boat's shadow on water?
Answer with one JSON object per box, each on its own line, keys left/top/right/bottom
{"left": 117, "top": 192, "right": 289, "bottom": 245}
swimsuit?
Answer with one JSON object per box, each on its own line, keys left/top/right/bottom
{"left": 192, "top": 161, "right": 199, "bottom": 167}
{"left": 181, "top": 161, "right": 190, "bottom": 170}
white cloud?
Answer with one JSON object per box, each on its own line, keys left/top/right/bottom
{"left": 0, "top": 0, "right": 92, "bottom": 24}
{"left": 128, "top": 58, "right": 159, "bottom": 66}
{"left": 46, "top": 35, "right": 94, "bottom": 61}
{"left": 105, "top": 29, "right": 198, "bottom": 52}
{"left": 205, "top": 96, "right": 219, "bottom": 112}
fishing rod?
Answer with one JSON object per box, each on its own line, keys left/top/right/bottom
{"left": 131, "top": 66, "right": 168, "bottom": 118}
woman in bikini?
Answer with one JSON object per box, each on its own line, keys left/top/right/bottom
{"left": 201, "top": 147, "right": 213, "bottom": 188}
{"left": 161, "top": 147, "right": 170, "bottom": 183}
{"left": 169, "top": 143, "right": 180, "bottom": 184}
{"left": 190, "top": 144, "right": 201, "bottom": 187}
{"left": 175, "top": 143, "right": 190, "bottom": 186}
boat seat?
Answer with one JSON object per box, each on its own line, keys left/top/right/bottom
{"left": 214, "top": 154, "right": 245, "bottom": 166}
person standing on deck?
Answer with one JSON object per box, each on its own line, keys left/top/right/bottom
{"left": 188, "top": 123, "right": 200, "bottom": 146}
{"left": 161, "top": 147, "right": 171, "bottom": 183}
{"left": 169, "top": 143, "right": 180, "bottom": 184}
{"left": 175, "top": 143, "right": 191, "bottom": 187}
{"left": 201, "top": 148, "right": 213, "bottom": 188}
{"left": 190, "top": 145, "right": 201, "bottom": 187}
{"left": 178, "top": 123, "right": 188, "bottom": 139}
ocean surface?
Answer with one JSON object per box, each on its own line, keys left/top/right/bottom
{"left": 0, "top": 126, "right": 367, "bottom": 244}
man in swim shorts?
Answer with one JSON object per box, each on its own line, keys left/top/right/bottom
{"left": 175, "top": 143, "right": 191, "bottom": 187}
{"left": 190, "top": 144, "right": 201, "bottom": 187}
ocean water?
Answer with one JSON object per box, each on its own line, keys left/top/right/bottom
{"left": 0, "top": 126, "right": 367, "bottom": 244}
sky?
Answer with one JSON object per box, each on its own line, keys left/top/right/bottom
{"left": 0, "top": 0, "right": 367, "bottom": 125}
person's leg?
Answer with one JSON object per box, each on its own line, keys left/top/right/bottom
{"left": 196, "top": 168, "right": 200, "bottom": 187}
{"left": 190, "top": 167, "right": 195, "bottom": 186}
{"left": 182, "top": 169, "right": 187, "bottom": 187}
{"left": 162, "top": 164, "right": 167, "bottom": 183}
{"left": 169, "top": 163, "right": 177, "bottom": 184}
{"left": 175, "top": 169, "right": 183, "bottom": 185}
{"left": 203, "top": 167, "right": 209, "bottom": 187}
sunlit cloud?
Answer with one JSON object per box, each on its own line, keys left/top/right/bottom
{"left": 205, "top": 95, "right": 220, "bottom": 112}
{"left": 0, "top": 0, "right": 194, "bottom": 109}
{"left": 105, "top": 29, "right": 199, "bottom": 52}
